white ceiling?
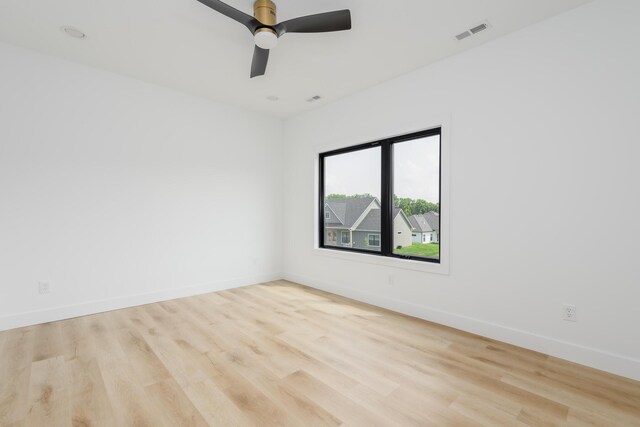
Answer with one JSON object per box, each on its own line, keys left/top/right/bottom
{"left": 0, "top": 0, "right": 590, "bottom": 118}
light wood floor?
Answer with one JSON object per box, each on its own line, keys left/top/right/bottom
{"left": 1, "top": 281, "right": 639, "bottom": 426}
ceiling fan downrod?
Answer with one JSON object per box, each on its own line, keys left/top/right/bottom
{"left": 254, "top": 0, "right": 277, "bottom": 26}
{"left": 253, "top": 0, "right": 279, "bottom": 50}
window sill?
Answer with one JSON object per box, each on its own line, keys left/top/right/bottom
{"left": 312, "top": 247, "right": 449, "bottom": 275}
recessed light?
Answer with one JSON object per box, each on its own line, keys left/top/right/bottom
{"left": 266, "top": 95, "right": 279, "bottom": 101}
{"left": 61, "top": 26, "right": 86, "bottom": 39}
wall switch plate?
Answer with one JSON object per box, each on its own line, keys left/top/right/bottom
{"left": 38, "top": 282, "right": 50, "bottom": 294}
{"left": 563, "top": 304, "right": 577, "bottom": 322}
{"left": 388, "top": 274, "right": 395, "bottom": 286}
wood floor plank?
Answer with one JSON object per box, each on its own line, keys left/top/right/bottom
{"left": 59, "top": 316, "right": 93, "bottom": 362}
{"left": 99, "top": 363, "right": 159, "bottom": 427}
{"left": 450, "top": 395, "right": 529, "bottom": 427}
{"left": 501, "top": 371, "right": 640, "bottom": 426}
{"left": 111, "top": 317, "right": 172, "bottom": 387}
{"left": 1, "top": 280, "right": 639, "bottom": 426}
{"left": 66, "top": 357, "right": 117, "bottom": 427}
{"left": 182, "top": 379, "right": 254, "bottom": 427}
{"left": 346, "top": 383, "right": 462, "bottom": 426}
{"left": 282, "top": 369, "right": 392, "bottom": 427}
{"left": 214, "top": 345, "right": 343, "bottom": 426}
{"left": 276, "top": 331, "right": 400, "bottom": 396}
{"left": 205, "top": 351, "right": 297, "bottom": 427}
{"left": 31, "top": 322, "right": 63, "bottom": 362}
{"left": 25, "top": 356, "right": 69, "bottom": 427}
{"left": 145, "top": 378, "right": 209, "bottom": 427}
{"left": 136, "top": 321, "right": 210, "bottom": 388}
{"left": 85, "top": 315, "right": 128, "bottom": 369}
{"left": 0, "top": 327, "right": 33, "bottom": 425}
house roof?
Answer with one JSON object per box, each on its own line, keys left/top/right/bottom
{"left": 325, "top": 197, "right": 414, "bottom": 232}
{"left": 325, "top": 197, "right": 377, "bottom": 229}
{"left": 324, "top": 203, "right": 344, "bottom": 226}
{"left": 409, "top": 214, "right": 432, "bottom": 232}
{"left": 355, "top": 208, "right": 380, "bottom": 231}
{"left": 409, "top": 212, "right": 440, "bottom": 232}
{"left": 354, "top": 207, "right": 405, "bottom": 232}
{"left": 424, "top": 212, "right": 440, "bottom": 231}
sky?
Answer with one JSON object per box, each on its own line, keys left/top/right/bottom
{"left": 324, "top": 135, "right": 440, "bottom": 203}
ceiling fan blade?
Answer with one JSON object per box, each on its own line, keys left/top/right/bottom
{"left": 250, "top": 46, "right": 269, "bottom": 78}
{"left": 275, "top": 10, "right": 351, "bottom": 36}
{"left": 196, "top": 0, "right": 261, "bottom": 33}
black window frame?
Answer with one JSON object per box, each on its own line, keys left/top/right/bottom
{"left": 319, "top": 127, "right": 442, "bottom": 264}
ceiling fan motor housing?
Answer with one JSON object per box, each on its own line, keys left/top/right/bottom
{"left": 254, "top": 0, "right": 277, "bottom": 26}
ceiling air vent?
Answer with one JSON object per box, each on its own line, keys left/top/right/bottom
{"left": 455, "top": 21, "right": 490, "bottom": 41}
{"left": 307, "top": 95, "right": 322, "bottom": 103}
{"left": 470, "top": 23, "right": 488, "bottom": 34}
{"left": 456, "top": 31, "right": 472, "bottom": 41}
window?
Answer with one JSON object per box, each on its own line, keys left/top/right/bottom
{"left": 319, "top": 128, "right": 441, "bottom": 264}
{"left": 321, "top": 145, "right": 381, "bottom": 253}
{"left": 341, "top": 231, "right": 350, "bottom": 245}
{"left": 392, "top": 133, "right": 440, "bottom": 261}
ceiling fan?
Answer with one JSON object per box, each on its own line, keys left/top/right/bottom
{"left": 196, "top": 0, "right": 352, "bottom": 78}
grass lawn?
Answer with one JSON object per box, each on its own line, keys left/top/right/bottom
{"left": 394, "top": 243, "right": 440, "bottom": 258}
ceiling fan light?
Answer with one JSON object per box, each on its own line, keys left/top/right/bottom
{"left": 254, "top": 28, "right": 278, "bottom": 49}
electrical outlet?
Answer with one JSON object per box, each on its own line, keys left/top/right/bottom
{"left": 388, "top": 274, "right": 395, "bottom": 286}
{"left": 563, "top": 304, "right": 576, "bottom": 322}
{"left": 38, "top": 282, "right": 50, "bottom": 294}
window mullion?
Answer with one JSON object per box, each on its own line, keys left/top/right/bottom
{"left": 381, "top": 141, "right": 393, "bottom": 256}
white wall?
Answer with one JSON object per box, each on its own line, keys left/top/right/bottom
{"left": 0, "top": 42, "right": 283, "bottom": 330}
{"left": 283, "top": 0, "right": 640, "bottom": 380}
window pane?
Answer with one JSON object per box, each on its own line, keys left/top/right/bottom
{"left": 392, "top": 134, "right": 440, "bottom": 260}
{"left": 323, "top": 147, "right": 381, "bottom": 252}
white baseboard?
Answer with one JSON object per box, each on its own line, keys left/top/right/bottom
{"left": 0, "top": 272, "right": 283, "bottom": 332}
{"left": 284, "top": 272, "right": 640, "bottom": 382}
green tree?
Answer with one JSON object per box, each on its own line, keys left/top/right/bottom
{"left": 412, "top": 199, "right": 429, "bottom": 215}
{"left": 326, "top": 193, "right": 374, "bottom": 199}
{"left": 395, "top": 197, "right": 414, "bottom": 216}
{"left": 393, "top": 195, "right": 439, "bottom": 216}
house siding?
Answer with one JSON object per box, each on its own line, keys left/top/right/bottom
{"left": 393, "top": 214, "right": 412, "bottom": 249}
{"left": 421, "top": 231, "right": 438, "bottom": 244}
{"left": 325, "top": 227, "right": 350, "bottom": 248}
{"left": 323, "top": 201, "right": 412, "bottom": 251}
{"left": 352, "top": 231, "right": 381, "bottom": 252}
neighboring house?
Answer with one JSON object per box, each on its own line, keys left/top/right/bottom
{"left": 408, "top": 212, "right": 440, "bottom": 244}
{"left": 393, "top": 208, "right": 413, "bottom": 249}
{"left": 324, "top": 197, "right": 413, "bottom": 251}
{"left": 324, "top": 196, "right": 377, "bottom": 250}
